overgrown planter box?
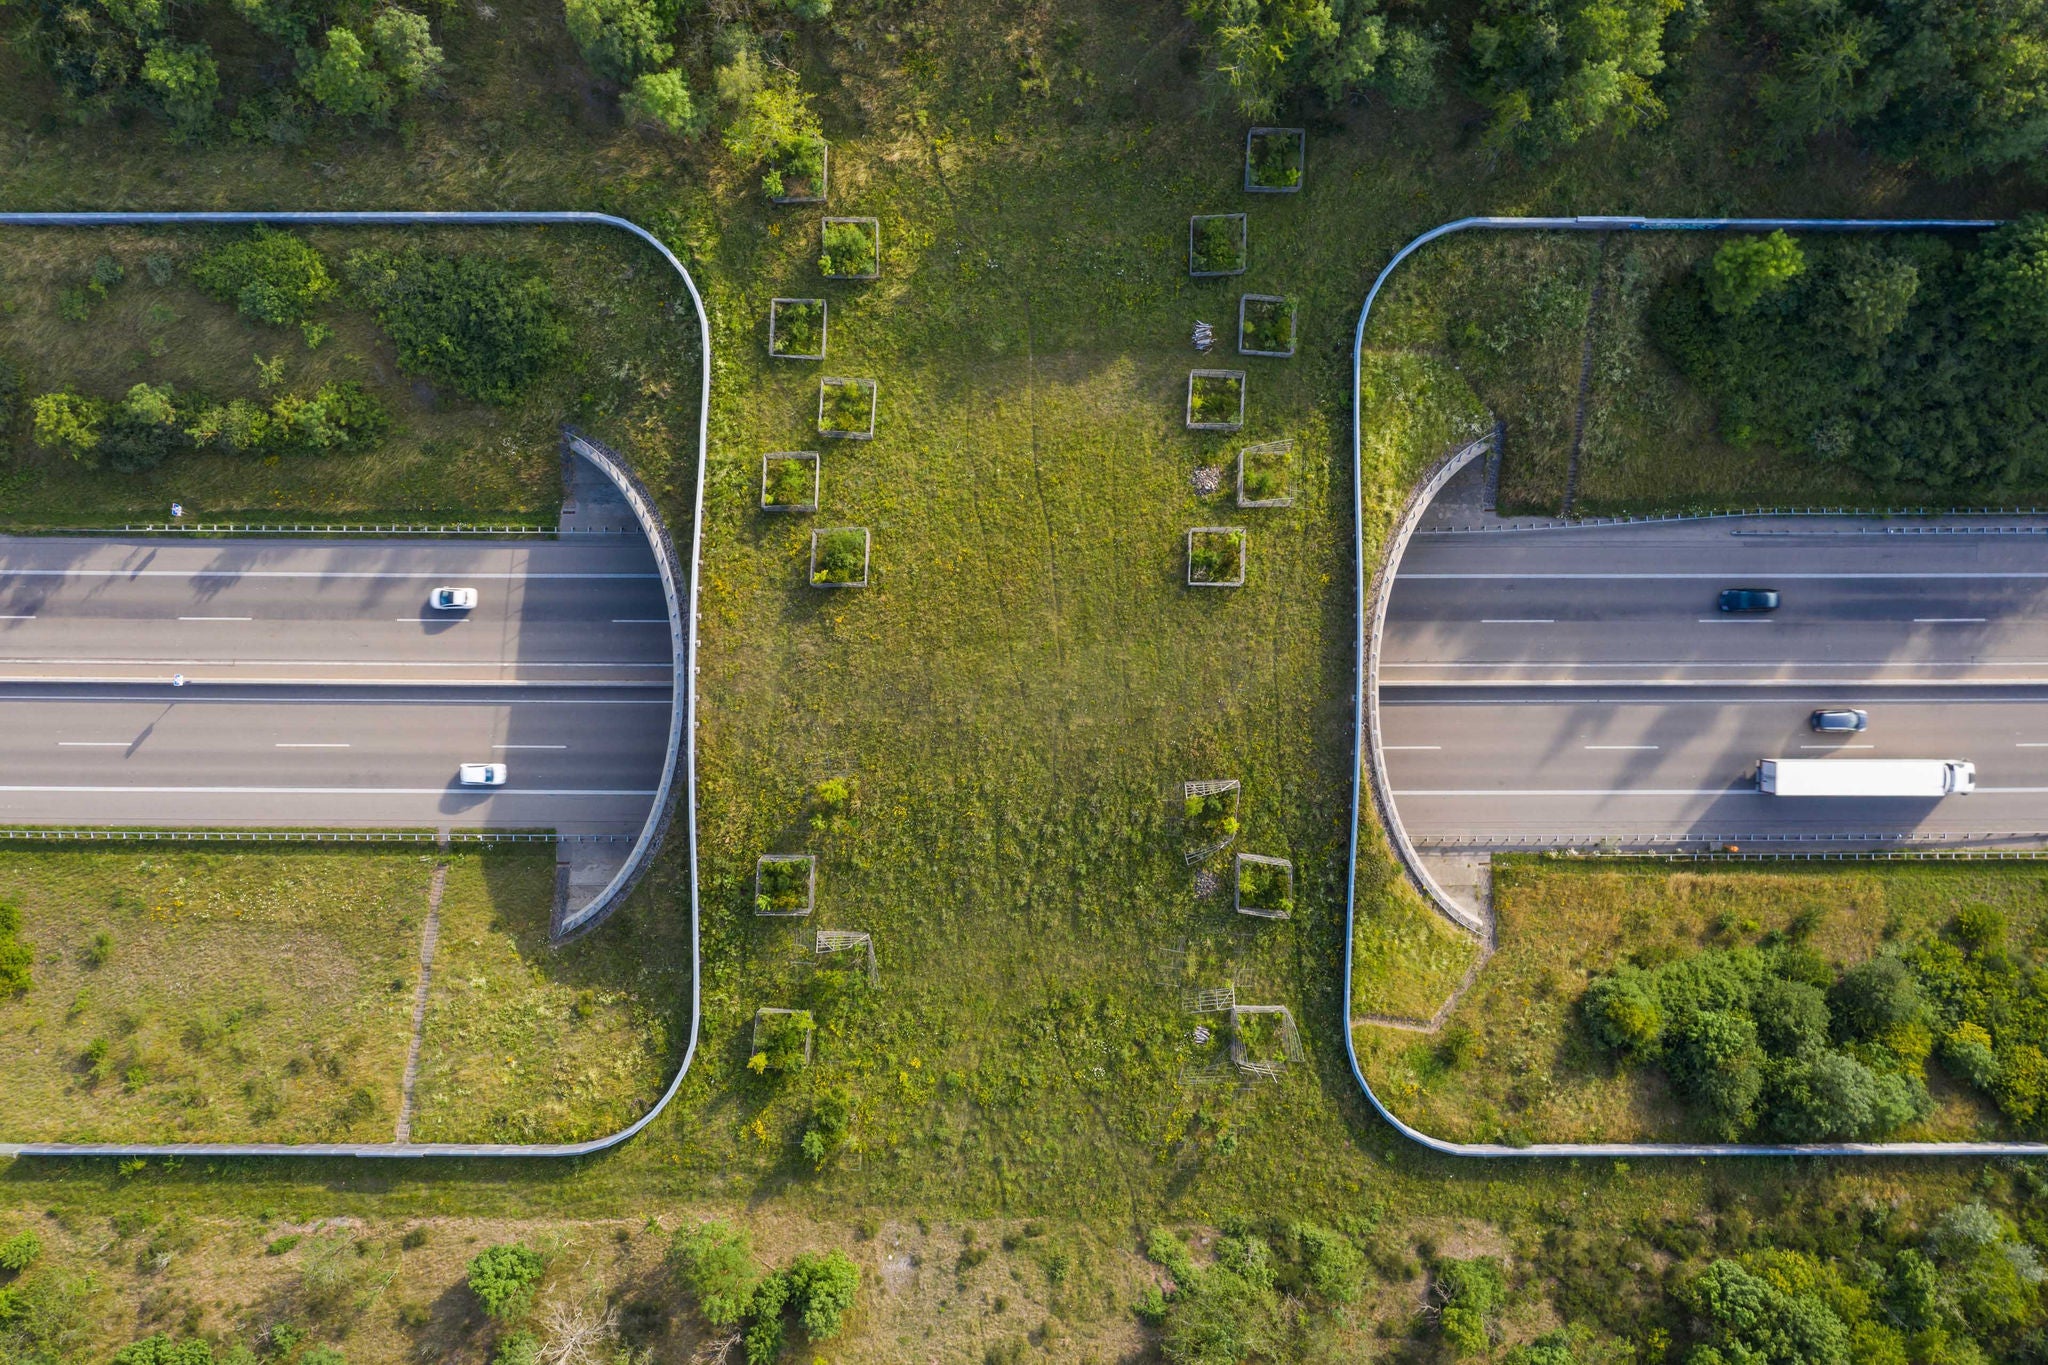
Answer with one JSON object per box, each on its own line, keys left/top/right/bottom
{"left": 761, "top": 452, "right": 822, "bottom": 513}
{"left": 1229, "top": 1004, "right": 1301, "bottom": 1079}
{"left": 750, "top": 1007, "right": 816, "bottom": 1074}
{"left": 1237, "top": 294, "right": 1296, "bottom": 358}
{"left": 754, "top": 853, "right": 817, "bottom": 916}
{"left": 1236, "top": 440, "right": 1293, "bottom": 508}
{"left": 1234, "top": 853, "right": 1295, "bottom": 920}
{"left": 1188, "top": 213, "right": 1248, "bottom": 277}
{"left": 769, "top": 298, "right": 828, "bottom": 360}
{"left": 1183, "top": 778, "right": 1241, "bottom": 864}
{"left": 810, "top": 526, "right": 871, "bottom": 588}
{"left": 768, "top": 139, "right": 829, "bottom": 205}
{"left": 818, "top": 376, "right": 878, "bottom": 439}
{"left": 1186, "top": 370, "right": 1246, "bottom": 431}
{"left": 1243, "top": 127, "right": 1305, "bottom": 193}
{"left": 1187, "top": 527, "right": 1246, "bottom": 587}
{"left": 820, "top": 217, "right": 881, "bottom": 281}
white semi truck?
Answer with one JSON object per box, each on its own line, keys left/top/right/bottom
{"left": 1756, "top": 758, "right": 1975, "bottom": 797}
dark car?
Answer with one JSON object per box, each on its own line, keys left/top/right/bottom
{"left": 1718, "top": 588, "right": 1781, "bottom": 612}
{"left": 1811, "top": 709, "right": 1869, "bottom": 733}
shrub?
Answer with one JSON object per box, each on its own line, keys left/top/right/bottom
{"left": 1190, "top": 216, "right": 1244, "bottom": 274}
{"left": 1188, "top": 373, "right": 1243, "bottom": 425}
{"left": 347, "top": 249, "right": 568, "bottom": 404}
{"left": 819, "top": 221, "right": 876, "bottom": 278}
{"left": 1761, "top": 1049, "right": 1931, "bottom": 1141}
{"left": 763, "top": 457, "right": 816, "bottom": 507}
{"left": 818, "top": 380, "right": 873, "bottom": 435}
{"left": 563, "top": 0, "right": 671, "bottom": 85}
{"left": 800, "top": 1088, "right": 852, "bottom": 1166}
{"left": 1236, "top": 859, "right": 1292, "bottom": 914}
{"left": 723, "top": 72, "right": 824, "bottom": 197}
{"left": 1505, "top": 1334, "right": 1579, "bottom": 1365}
{"left": 0, "top": 898, "right": 30, "bottom": 996}
{"left": 191, "top": 228, "right": 337, "bottom": 327}
{"left": 622, "top": 69, "right": 703, "bottom": 135}
{"left": 1681, "top": 1259, "right": 1848, "bottom": 1365}
{"left": 110, "top": 1335, "right": 215, "bottom": 1365}
{"left": 0, "top": 1231, "right": 41, "bottom": 1273}
{"left": 811, "top": 529, "right": 868, "bottom": 584}
{"left": 1245, "top": 129, "right": 1301, "bottom": 188}
{"left": 783, "top": 1249, "right": 859, "bottom": 1339}
{"left": 94, "top": 383, "right": 190, "bottom": 473}
{"left": 1940, "top": 1021, "right": 2000, "bottom": 1090}
{"left": 668, "top": 1221, "right": 759, "bottom": 1328}
{"left": 1184, "top": 0, "right": 1440, "bottom": 119}
{"left": 1752, "top": 976, "right": 1831, "bottom": 1058}
{"left": 1707, "top": 232, "right": 1806, "bottom": 315}
{"left": 1830, "top": 955, "right": 1925, "bottom": 1041}
{"left": 298, "top": 29, "right": 394, "bottom": 121}
{"left": 140, "top": 43, "right": 219, "bottom": 132}
{"left": 1293, "top": 1223, "right": 1361, "bottom": 1303}
{"left": 466, "top": 1243, "right": 546, "bottom": 1320}
{"left": 1994, "top": 1043, "right": 2048, "bottom": 1126}
{"left": 490, "top": 1333, "right": 539, "bottom": 1365}
{"left": 0, "top": 354, "right": 19, "bottom": 435}
{"left": 368, "top": 9, "right": 443, "bottom": 97}
{"left": 1582, "top": 967, "right": 1663, "bottom": 1059}
{"left": 1468, "top": 0, "right": 1693, "bottom": 162}
{"left": 1663, "top": 1009, "right": 1764, "bottom": 1137}
{"left": 1188, "top": 528, "right": 1245, "bottom": 583}
{"left": 264, "top": 382, "right": 388, "bottom": 452}
{"left": 1239, "top": 295, "right": 1294, "bottom": 353}
{"left": 770, "top": 299, "right": 824, "bottom": 357}
{"left": 748, "top": 1010, "right": 815, "bottom": 1073}
{"left": 755, "top": 857, "right": 810, "bottom": 913}
{"left": 30, "top": 391, "right": 107, "bottom": 460}
{"left": 1184, "top": 789, "right": 1238, "bottom": 839}
{"left": 1435, "top": 1257, "right": 1505, "bottom": 1357}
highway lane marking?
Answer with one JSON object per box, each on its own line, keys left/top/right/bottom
{"left": 1915, "top": 618, "right": 1988, "bottom": 623}
{"left": 611, "top": 618, "right": 668, "bottom": 624}
{"left": 178, "top": 616, "right": 252, "bottom": 622}
{"left": 494, "top": 744, "right": 568, "bottom": 749}
{"left": 0, "top": 658, "right": 663, "bottom": 668}
{"left": 2019, "top": 744, "right": 2048, "bottom": 748}
{"left": 1696, "top": 618, "right": 1773, "bottom": 624}
{"left": 0, "top": 691, "right": 667, "bottom": 703}
{"left": 1801, "top": 744, "right": 1875, "bottom": 749}
{"left": 1382, "top": 745, "right": 1442, "bottom": 751}
{"left": 1394, "top": 788, "right": 1752, "bottom": 796}
{"left": 55, "top": 741, "right": 127, "bottom": 747}
{"left": 0, "top": 615, "right": 34, "bottom": 620}
{"left": 0, "top": 784, "right": 658, "bottom": 795}
{"left": 393, "top": 617, "right": 469, "bottom": 623}
{"left": 1480, "top": 618, "right": 1554, "bottom": 624}
{"left": 0, "top": 570, "right": 658, "bottom": 580}
{"left": 1585, "top": 745, "right": 1658, "bottom": 750}
{"left": 276, "top": 743, "right": 350, "bottom": 748}
{"left": 1403, "top": 572, "right": 2048, "bottom": 580}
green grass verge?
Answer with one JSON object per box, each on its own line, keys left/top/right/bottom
{"left": 1357, "top": 856, "right": 2034, "bottom": 1146}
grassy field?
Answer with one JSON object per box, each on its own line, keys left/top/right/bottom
{"left": 0, "top": 0, "right": 2042, "bottom": 1356}
{"left": 1355, "top": 857, "right": 2035, "bottom": 1146}
{"left": 0, "top": 224, "right": 699, "bottom": 526}
{"left": 0, "top": 845, "right": 676, "bottom": 1146}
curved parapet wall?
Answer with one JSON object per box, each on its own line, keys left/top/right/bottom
{"left": 0, "top": 209, "right": 706, "bottom": 1160}
{"left": 555, "top": 427, "right": 685, "bottom": 943}
{"left": 1340, "top": 215, "right": 2048, "bottom": 1159}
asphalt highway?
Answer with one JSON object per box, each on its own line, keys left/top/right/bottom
{"left": 1380, "top": 517, "right": 2048, "bottom": 846}
{"left": 0, "top": 537, "right": 674, "bottom": 832}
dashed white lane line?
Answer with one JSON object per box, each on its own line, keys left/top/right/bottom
{"left": 1480, "top": 618, "right": 1554, "bottom": 624}
{"left": 56, "top": 741, "right": 127, "bottom": 747}
{"left": 1915, "top": 618, "right": 1987, "bottom": 623}
{"left": 494, "top": 744, "right": 568, "bottom": 750}
{"left": 1697, "top": 618, "right": 1774, "bottom": 623}
{"left": 611, "top": 618, "right": 668, "bottom": 624}
{"left": 179, "top": 616, "right": 252, "bottom": 622}
{"left": 276, "top": 743, "right": 350, "bottom": 748}
{"left": 1382, "top": 745, "right": 1442, "bottom": 751}
{"left": 1801, "top": 744, "right": 1875, "bottom": 749}
{"left": 0, "top": 784, "right": 655, "bottom": 795}
{"left": 1585, "top": 745, "right": 1658, "bottom": 750}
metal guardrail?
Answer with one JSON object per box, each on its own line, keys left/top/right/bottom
{"left": 1342, "top": 214, "right": 2048, "bottom": 1160}
{"left": 0, "top": 209, "right": 709, "bottom": 1163}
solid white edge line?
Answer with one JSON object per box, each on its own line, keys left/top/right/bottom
{"left": 1392, "top": 788, "right": 1759, "bottom": 796}
{"left": 0, "top": 784, "right": 657, "bottom": 795}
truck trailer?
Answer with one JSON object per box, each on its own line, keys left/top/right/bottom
{"left": 1756, "top": 758, "right": 1975, "bottom": 797}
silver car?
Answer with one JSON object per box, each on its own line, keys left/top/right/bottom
{"left": 1810, "top": 709, "right": 1869, "bottom": 733}
{"left": 459, "top": 762, "right": 507, "bottom": 787}
{"left": 432, "top": 586, "right": 479, "bottom": 610}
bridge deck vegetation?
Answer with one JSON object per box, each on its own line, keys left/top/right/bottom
{"left": 1356, "top": 857, "right": 2048, "bottom": 1146}
{"left": 3, "top": 0, "right": 2047, "bottom": 1352}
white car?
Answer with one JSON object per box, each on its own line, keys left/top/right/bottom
{"left": 458, "top": 763, "right": 507, "bottom": 787}
{"left": 431, "top": 586, "right": 479, "bottom": 611}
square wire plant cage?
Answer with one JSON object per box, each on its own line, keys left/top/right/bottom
{"left": 818, "top": 376, "right": 878, "bottom": 439}
{"left": 1243, "top": 126, "right": 1305, "bottom": 193}
{"left": 810, "top": 526, "right": 872, "bottom": 588}
{"left": 768, "top": 139, "right": 829, "bottom": 205}
{"left": 1236, "top": 440, "right": 1293, "bottom": 508}
{"left": 1229, "top": 1004, "right": 1302, "bottom": 1079}
{"left": 1186, "top": 369, "right": 1246, "bottom": 431}
{"left": 1183, "top": 777, "right": 1241, "bottom": 864}
{"left": 751, "top": 1007, "right": 816, "bottom": 1068}
{"left": 768, "top": 297, "right": 828, "bottom": 360}
{"left": 816, "top": 929, "right": 878, "bottom": 985}
{"left": 1188, "top": 213, "right": 1249, "bottom": 277}
{"left": 820, "top": 216, "right": 882, "bottom": 281}
{"left": 1237, "top": 294, "right": 1296, "bottom": 358}
{"left": 1233, "top": 853, "right": 1295, "bottom": 920}
{"left": 1187, "top": 526, "right": 1247, "bottom": 588}
{"left": 754, "top": 853, "right": 817, "bottom": 916}
{"left": 761, "top": 452, "right": 822, "bottom": 513}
